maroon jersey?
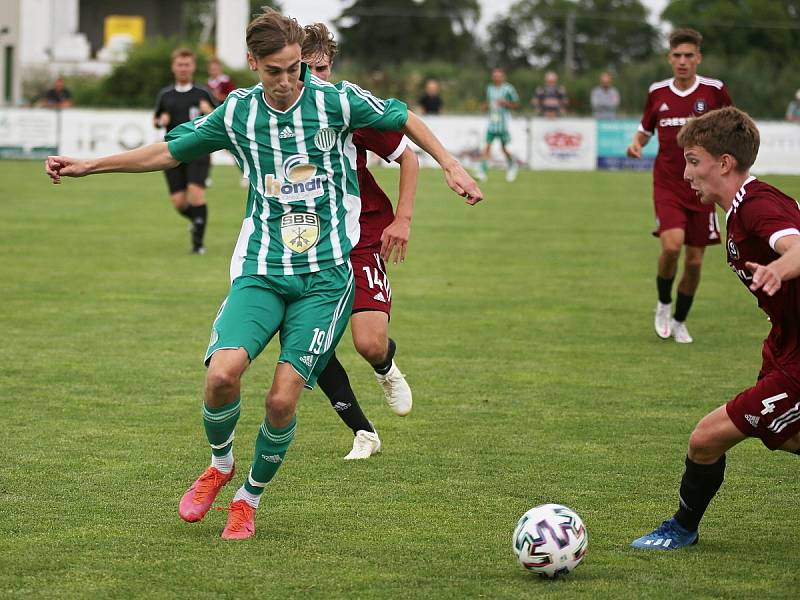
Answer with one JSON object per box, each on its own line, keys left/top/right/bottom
{"left": 351, "top": 128, "right": 408, "bottom": 255}
{"left": 726, "top": 177, "right": 800, "bottom": 375}
{"left": 207, "top": 75, "right": 236, "bottom": 102}
{"left": 639, "top": 76, "right": 732, "bottom": 210}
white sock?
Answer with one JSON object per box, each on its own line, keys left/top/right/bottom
{"left": 233, "top": 486, "right": 261, "bottom": 509}
{"left": 211, "top": 449, "right": 234, "bottom": 474}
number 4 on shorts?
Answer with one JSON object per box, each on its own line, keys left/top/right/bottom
{"left": 760, "top": 392, "right": 788, "bottom": 415}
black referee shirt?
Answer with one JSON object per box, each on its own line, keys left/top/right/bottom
{"left": 154, "top": 83, "right": 218, "bottom": 132}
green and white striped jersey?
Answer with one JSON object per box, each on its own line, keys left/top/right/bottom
{"left": 486, "top": 82, "right": 518, "bottom": 134}
{"left": 167, "top": 67, "right": 408, "bottom": 279}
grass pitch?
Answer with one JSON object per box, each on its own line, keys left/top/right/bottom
{"left": 1, "top": 160, "right": 797, "bottom": 599}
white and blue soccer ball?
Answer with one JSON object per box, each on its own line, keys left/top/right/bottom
{"left": 512, "top": 503, "right": 588, "bottom": 579}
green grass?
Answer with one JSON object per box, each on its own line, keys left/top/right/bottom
{"left": 1, "top": 161, "right": 798, "bottom": 599}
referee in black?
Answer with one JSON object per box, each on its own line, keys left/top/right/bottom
{"left": 154, "top": 48, "right": 217, "bottom": 254}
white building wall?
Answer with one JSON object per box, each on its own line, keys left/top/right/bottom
{"left": 216, "top": 0, "right": 248, "bottom": 69}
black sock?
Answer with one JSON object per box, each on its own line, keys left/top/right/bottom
{"left": 673, "top": 292, "right": 694, "bottom": 323}
{"left": 317, "top": 354, "right": 373, "bottom": 435}
{"left": 177, "top": 205, "right": 193, "bottom": 221}
{"left": 372, "top": 338, "right": 396, "bottom": 376}
{"left": 189, "top": 204, "right": 208, "bottom": 249}
{"left": 656, "top": 276, "right": 674, "bottom": 305}
{"left": 673, "top": 454, "right": 726, "bottom": 532}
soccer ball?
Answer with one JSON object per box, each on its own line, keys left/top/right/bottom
{"left": 512, "top": 503, "right": 588, "bottom": 579}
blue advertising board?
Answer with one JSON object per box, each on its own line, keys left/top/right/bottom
{"left": 596, "top": 119, "right": 657, "bottom": 170}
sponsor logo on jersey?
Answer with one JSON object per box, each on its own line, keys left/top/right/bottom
{"left": 727, "top": 237, "right": 740, "bottom": 260}
{"left": 745, "top": 414, "right": 760, "bottom": 427}
{"left": 658, "top": 116, "right": 692, "bottom": 128}
{"left": 261, "top": 454, "right": 282, "bottom": 463}
{"left": 280, "top": 213, "right": 320, "bottom": 254}
{"left": 694, "top": 99, "right": 707, "bottom": 113}
{"left": 263, "top": 154, "right": 328, "bottom": 203}
{"left": 314, "top": 127, "right": 338, "bottom": 151}
{"left": 279, "top": 125, "right": 294, "bottom": 139}
{"left": 373, "top": 291, "right": 387, "bottom": 303}
{"left": 659, "top": 102, "right": 669, "bottom": 112}
{"left": 298, "top": 354, "right": 315, "bottom": 367}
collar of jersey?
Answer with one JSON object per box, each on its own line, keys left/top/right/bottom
{"left": 668, "top": 76, "right": 700, "bottom": 97}
{"left": 260, "top": 85, "right": 306, "bottom": 115}
{"left": 727, "top": 175, "right": 757, "bottom": 220}
{"left": 174, "top": 83, "right": 194, "bottom": 93}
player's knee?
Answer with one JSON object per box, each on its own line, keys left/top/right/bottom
{"left": 354, "top": 334, "right": 387, "bottom": 364}
{"left": 266, "top": 391, "right": 296, "bottom": 428}
{"left": 205, "top": 367, "right": 240, "bottom": 397}
{"left": 687, "top": 424, "right": 722, "bottom": 463}
{"left": 661, "top": 246, "right": 681, "bottom": 263}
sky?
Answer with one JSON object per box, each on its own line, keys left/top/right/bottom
{"left": 280, "top": 0, "right": 671, "bottom": 34}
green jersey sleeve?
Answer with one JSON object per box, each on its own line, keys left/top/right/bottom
{"left": 339, "top": 81, "right": 408, "bottom": 131}
{"left": 166, "top": 103, "right": 231, "bottom": 162}
{"left": 507, "top": 85, "right": 519, "bottom": 104}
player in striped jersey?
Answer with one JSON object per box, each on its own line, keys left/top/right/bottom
{"left": 301, "top": 22, "right": 418, "bottom": 460}
{"left": 627, "top": 29, "right": 732, "bottom": 344}
{"left": 633, "top": 107, "right": 800, "bottom": 550}
{"left": 44, "top": 8, "right": 481, "bottom": 540}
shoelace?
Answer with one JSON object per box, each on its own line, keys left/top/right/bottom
{"left": 214, "top": 501, "right": 253, "bottom": 531}
{"left": 192, "top": 468, "right": 226, "bottom": 503}
{"left": 653, "top": 520, "right": 682, "bottom": 536}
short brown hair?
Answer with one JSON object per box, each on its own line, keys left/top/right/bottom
{"left": 669, "top": 28, "right": 702, "bottom": 49}
{"left": 302, "top": 22, "right": 338, "bottom": 62}
{"left": 246, "top": 7, "right": 304, "bottom": 60}
{"left": 171, "top": 48, "right": 195, "bottom": 61}
{"left": 677, "top": 107, "right": 760, "bottom": 172}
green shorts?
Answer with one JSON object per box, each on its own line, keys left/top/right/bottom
{"left": 205, "top": 262, "right": 354, "bottom": 389}
{"left": 486, "top": 130, "right": 510, "bottom": 145}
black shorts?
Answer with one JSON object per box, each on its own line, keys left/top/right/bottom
{"left": 164, "top": 156, "right": 211, "bottom": 194}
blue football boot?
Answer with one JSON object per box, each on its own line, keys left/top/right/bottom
{"left": 631, "top": 518, "right": 699, "bottom": 550}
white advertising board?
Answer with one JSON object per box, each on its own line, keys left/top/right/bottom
{"left": 530, "top": 118, "right": 597, "bottom": 171}
{"left": 0, "top": 108, "right": 58, "bottom": 157}
{"left": 752, "top": 121, "right": 800, "bottom": 176}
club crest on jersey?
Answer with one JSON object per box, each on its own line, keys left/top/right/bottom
{"left": 694, "top": 99, "right": 707, "bottom": 113}
{"left": 727, "top": 237, "right": 740, "bottom": 260}
{"left": 314, "top": 128, "right": 338, "bottom": 151}
{"left": 280, "top": 212, "right": 320, "bottom": 253}
{"left": 263, "top": 154, "right": 327, "bottom": 203}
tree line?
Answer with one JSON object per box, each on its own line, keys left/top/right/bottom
{"left": 60, "top": 0, "right": 800, "bottom": 119}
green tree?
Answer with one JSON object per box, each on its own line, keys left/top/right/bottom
{"left": 335, "top": 0, "right": 482, "bottom": 68}
{"left": 487, "top": 0, "right": 657, "bottom": 71}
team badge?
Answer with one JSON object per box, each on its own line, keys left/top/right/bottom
{"left": 314, "top": 128, "right": 337, "bottom": 151}
{"left": 208, "top": 327, "right": 219, "bottom": 347}
{"left": 694, "top": 99, "right": 707, "bottom": 113}
{"left": 280, "top": 213, "right": 320, "bottom": 253}
{"left": 727, "top": 237, "right": 740, "bottom": 260}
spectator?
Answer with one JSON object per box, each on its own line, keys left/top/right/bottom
{"left": 41, "top": 77, "right": 73, "bottom": 109}
{"left": 207, "top": 58, "right": 236, "bottom": 103}
{"left": 531, "top": 71, "right": 567, "bottom": 118}
{"left": 786, "top": 89, "right": 800, "bottom": 123}
{"left": 417, "top": 78, "right": 443, "bottom": 115}
{"left": 591, "top": 72, "right": 620, "bottom": 119}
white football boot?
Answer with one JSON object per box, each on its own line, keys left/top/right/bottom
{"left": 654, "top": 301, "right": 672, "bottom": 339}
{"left": 670, "top": 319, "right": 693, "bottom": 344}
{"left": 344, "top": 429, "right": 381, "bottom": 460}
{"left": 505, "top": 162, "right": 518, "bottom": 182}
{"left": 375, "top": 360, "right": 412, "bottom": 416}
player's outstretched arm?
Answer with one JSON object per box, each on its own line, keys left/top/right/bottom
{"left": 401, "top": 111, "right": 482, "bottom": 205}
{"left": 380, "top": 145, "right": 419, "bottom": 264}
{"left": 45, "top": 142, "right": 179, "bottom": 184}
{"left": 746, "top": 235, "right": 800, "bottom": 296}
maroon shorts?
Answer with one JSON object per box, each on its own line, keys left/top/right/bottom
{"left": 350, "top": 251, "right": 392, "bottom": 315}
{"left": 726, "top": 358, "right": 800, "bottom": 450}
{"left": 653, "top": 186, "right": 720, "bottom": 247}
